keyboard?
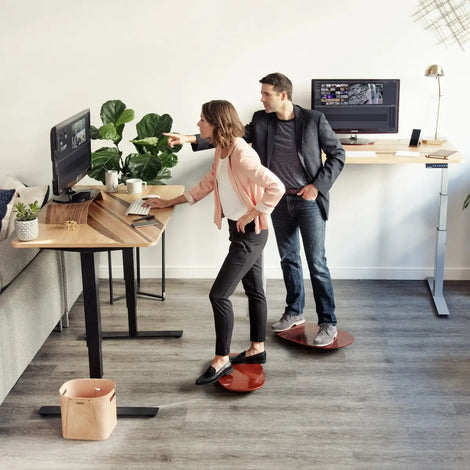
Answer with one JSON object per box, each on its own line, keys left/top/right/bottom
{"left": 346, "top": 151, "right": 377, "bottom": 157}
{"left": 126, "top": 199, "right": 150, "bottom": 216}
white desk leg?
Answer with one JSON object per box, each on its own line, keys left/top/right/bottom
{"left": 427, "top": 165, "right": 450, "bottom": 316}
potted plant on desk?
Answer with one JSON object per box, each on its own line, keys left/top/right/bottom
{"left": 87, "top": 99, "right": 182, "bottom": 186}
{"left": 14, "top": 200, "right": 40, "bottom": 241}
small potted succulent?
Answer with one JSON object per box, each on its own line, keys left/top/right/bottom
{"left": 14, "top": 200, "right": 40, "bottom": 241}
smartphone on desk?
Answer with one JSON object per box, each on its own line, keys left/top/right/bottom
{"left": 132, "top": 219, "right": 164, "bottom": 229}
{"left": 409, "top": 129, "right": 421, "bottom": 147}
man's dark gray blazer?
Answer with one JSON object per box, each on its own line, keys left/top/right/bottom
{"left": 192, "top": 104, "right": 345, "bottom": 221}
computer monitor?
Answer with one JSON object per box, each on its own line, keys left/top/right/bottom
{"left": 311, "top": 79, "right": 400, "bottom": 145}
{"left": 50, "top": 109, "right": 93, "bottom": 203}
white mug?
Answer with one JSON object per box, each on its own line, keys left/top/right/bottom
{"left": 105, "top": 170, "right": 119, "bottom": 193}
{"left": 126, "top": 178, "right": 147, "bottom": 194}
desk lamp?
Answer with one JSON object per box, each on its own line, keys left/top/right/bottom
{"left": 423, "top": 64, "right": 446, "bottom": 144}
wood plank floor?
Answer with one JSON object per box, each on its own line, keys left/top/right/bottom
{"left": 1, "top": 279, "right": 470, "bottom": 469}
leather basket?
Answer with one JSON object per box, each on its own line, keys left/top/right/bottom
{"left": 59, "top": 378, "right": 117, "bottom": 440}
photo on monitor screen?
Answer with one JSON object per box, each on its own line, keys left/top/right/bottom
{"left": 71, "top": 117, "right": 86, "bottom": 149}
{"left": 348, "top": 83, "right": 384, "bottom": 105}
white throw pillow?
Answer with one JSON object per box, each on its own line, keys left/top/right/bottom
{"left": 2, "top": 174, "right": 25, "bottom": 191}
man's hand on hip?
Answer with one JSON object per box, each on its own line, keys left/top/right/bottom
{"left": 298, "top": 184, "right": 318, "bottom": 200}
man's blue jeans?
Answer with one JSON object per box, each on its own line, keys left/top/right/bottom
{"left": 271, "top": 194, "right": 336, "bottom": 325}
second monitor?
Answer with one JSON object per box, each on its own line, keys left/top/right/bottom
{"left": 311, "top": 79, "right": 400, "bottom": 145}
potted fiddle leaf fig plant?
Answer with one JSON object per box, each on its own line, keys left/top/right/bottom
{"left": 14, "top": 200, "right": 40, "bottom": 241}
{"left": 88, "top": 99, "right": 182, "bottom": 185}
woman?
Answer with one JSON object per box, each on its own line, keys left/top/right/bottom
{"left": 144, "top": 100, "right": 284, "bottom": 385}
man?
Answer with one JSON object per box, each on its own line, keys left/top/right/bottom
{"left": 165, "top": 73, "right": 345, "bottom": 347}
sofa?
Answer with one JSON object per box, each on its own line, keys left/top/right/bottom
{"left": 0, "top": 175, "right": 83, "bottom": 405}
{"left": 0, "top": 231, "right": 82, "bottom": 404}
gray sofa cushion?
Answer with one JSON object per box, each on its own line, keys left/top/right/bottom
{"left": 0, "top": 232, "right": 40, "bottom": 292}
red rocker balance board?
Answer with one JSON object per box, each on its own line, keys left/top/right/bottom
{"left": 219, "top": 323, "right": 354, "bottom": 391}
{"left": 276, "top": 322, "right": 354, "bottom": 349}
{"left": 219, "top": 363, "right": 265, "bottom": 392}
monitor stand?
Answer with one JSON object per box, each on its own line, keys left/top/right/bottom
{"left": 46, "top": 189, "right": 103, "bottom": 224}
{"left": 340, "top": 134, "right": 374, "bottom": 145}
{"left": 53, "top": 188, "right": 96, "bottom": 204}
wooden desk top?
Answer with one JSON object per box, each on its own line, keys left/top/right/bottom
{"left": 12, "top": 185, "right": 184, "bottom": 249}
{"left": 342, "top": 139, "right": 462, "bottom": 164}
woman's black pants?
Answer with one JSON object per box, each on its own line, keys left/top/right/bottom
{"left": 209, "top": 220, "right": 268, "bottom": 356}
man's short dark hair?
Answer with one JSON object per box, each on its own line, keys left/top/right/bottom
{"left": 260, "top": 73, "right": 293, "bottom": 101}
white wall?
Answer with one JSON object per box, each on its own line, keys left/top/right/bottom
{"left": 1, "top": 0, "right": 469, "bottom": 280}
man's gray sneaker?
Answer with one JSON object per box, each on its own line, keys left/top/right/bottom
{"left": 271, "top": 313, "right": 305, "bottom": 332}
{"left": 313, "top": 323, "right": 338, "bottom": 347}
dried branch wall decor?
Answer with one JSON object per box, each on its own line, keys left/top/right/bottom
{"left": 414, "top": 0, "right": 470, "bottom": 51}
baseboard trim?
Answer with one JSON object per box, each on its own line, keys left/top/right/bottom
{"left": 98, "top": 264, "right": 470, "bottom": 281}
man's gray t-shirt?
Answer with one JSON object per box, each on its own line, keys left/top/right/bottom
{"left": 270, "top": 118, "right": 309, "bottom": 190}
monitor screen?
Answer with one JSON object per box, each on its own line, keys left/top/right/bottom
{"left": 50, "top": 109, "right": 93, "bottom": 203}
{"left": 311, "top": 79, "right": 400, "bottom": 144}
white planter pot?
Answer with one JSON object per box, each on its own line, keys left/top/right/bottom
{"left": 15, "top": 218, "right": 39, "bottom": 241}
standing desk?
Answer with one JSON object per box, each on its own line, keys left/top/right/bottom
{"left": 12, "top": 184, "right": 184, "bottom": 416}
{"left": 341, "top": 139, "right": 462, "bottom": 317}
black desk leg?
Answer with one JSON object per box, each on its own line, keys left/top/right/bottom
{"left": 123, "top": 247, "right": 138, "bottom": 336}
{"left": 39, "top": 406, "right": 159, "bottom": 418}
{"left": 109, "top": 232, "right": 166, "bottom": 303}
{"left": 108, "top": 251, "right": 115, "bottom": 304}
{"left": 81, "top": 250, "right": 104, "bottom": 378}
{"left": 101, "top": 248, "right": 183, "bottom": 339}
{"left": 136, "top": 233, "right": 165, "bottom": 300}
{"left": 39, "top": 249, "right": 159, "bottom": 419}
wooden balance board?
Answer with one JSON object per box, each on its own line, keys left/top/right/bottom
{"left": 219, "top": 363, "right": 265, "bottom": 392}
{"left": 276, "top": 322, "right": 354, "bottom": 349}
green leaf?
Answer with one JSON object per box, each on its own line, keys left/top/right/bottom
{"left": 136, "top": 113, "right": 173, "bottom": 139}
{"left": 127, "top": 153, "right": 162, "bottom": 182}
{"left": 153, "top": 167, "right": 172, "bottom": 184}
{"left": 100, "top": 100, "right": 127, "bottom": 125}
{"left": 116, "top": 108, "right": 134, "bottom": 127}
{"left": 131, "top": 137, "right": 162, "bottom": 156}
{"left": 99, "top": 123, "right": 121, "bottom": 142}
{"left": 114, "top": 124, "right": 125, "bottom": 145}
{"left": 121, "top": 153, "right": 133, "bottom": 180}
{"left": 88, "top": 147, "right": 122, "bottom": 184}
{"left": 159, "top": 151, "right": 178, "bottom": 169}
{"left": 130, "top": 137, "right": 159, "bottom": 147}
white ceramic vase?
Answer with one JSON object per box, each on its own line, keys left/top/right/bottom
{"left": 15, "top": 218, "right": 39, "bottom": 241}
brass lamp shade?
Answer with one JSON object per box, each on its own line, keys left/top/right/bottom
{"left": 425, "top": 64, "right": 445, "bottom": 77}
